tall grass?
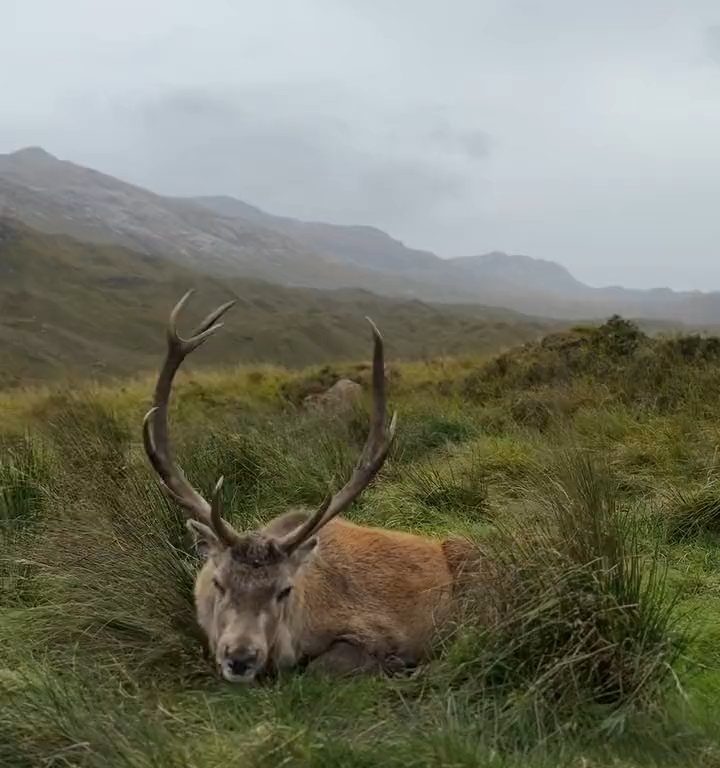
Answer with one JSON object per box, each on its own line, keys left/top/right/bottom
{"left": 0, "top": 433, "right": 50, "bottom": 532}
{"left": 439, "top": 451, "right": 684, "bottom": 740}
{"left": 0, "top": 435, "right": 54, "bottom": 609}
{"left": 1, "top": 320, "right": 719, "bottom": 766}
{"left": 0, "top": 481, "right": 205, "bottom": 680}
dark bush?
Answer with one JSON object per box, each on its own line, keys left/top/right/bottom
{"left": 592, "top": 315, "right": 645, "bottom": 357}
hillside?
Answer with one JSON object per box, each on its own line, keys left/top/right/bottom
{"left": 190, "top": 196, "right": 720, "bottom": 325}
{"left": 192, "top": 194, "right": 443, "bottom": 275}
{"left": 0, "top": 219, "right": 557, "bottom": 387}
{"left": 2, "top": 147, "right": 720, "bottom": 325}
{"left": 0, "top": 147, "right": 456, "bottom": 301}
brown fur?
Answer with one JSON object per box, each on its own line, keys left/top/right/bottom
{"left": 191, "top": 510, "right": 460, "bottom": 680}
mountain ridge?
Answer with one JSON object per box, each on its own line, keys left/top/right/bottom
{"left": 2, "top": 146, "right": 719, "bottom": 325}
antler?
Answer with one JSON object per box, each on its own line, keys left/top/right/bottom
{"left": 142, "top": 290, "right": 239, "bottom": 546}
{"left": 279, "top": 318, "right": 397, "bottom": 554}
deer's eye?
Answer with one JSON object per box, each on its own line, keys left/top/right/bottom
{"left": 276, "top": 586, "right": 292, "bottom": 602}
{"left": 212, "top": 577, "right": 226, "bottom": 595}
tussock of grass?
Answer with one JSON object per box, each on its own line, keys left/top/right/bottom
{"left": 666, "top": 480, "right": 720, "bottom": 541}
{"left": 508, "top": 388, "right": 582, "bottom": 431}
{"left": 0, "top": 468, "right": 205, "bottom": 678}
{"left": 394, "top": 407, "right": 477, "bottom": 463}
{"left": 466, "top": 435, "right": 541, "bottom": 495}
{"left": 0, "top": 435, "right": 54, "bottom": 608}
{"left": 440, "top": 452, "right": 684, "bottom": 737}
{"left": 0, "top": 434, "right": 50, "bottom": 533}
{"left": 405, "top": 456, "right": 490, "bottom": 524}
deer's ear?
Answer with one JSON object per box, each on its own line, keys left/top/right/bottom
{"left": 186, "top": 520, "right": 220, "bottom": 559}
{"left": 289, "top": 536, "right": 318, "bottom": 566}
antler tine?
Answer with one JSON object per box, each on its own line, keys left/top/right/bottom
{"left": 143, "top": 292, "right": 239, "bottom": 542}
{"left": 280, "top": 318, "right": 397, "bottom": 554}
{"left": 192, "top": 298, "right": 238, "bottom": 338}
{"left": 362, "top": 316, "right": 388, "bottom": 464}
{"left": 168, "top": 290, "right": 236, "bottom": 352}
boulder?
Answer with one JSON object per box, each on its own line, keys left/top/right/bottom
{"left": 303, "top": 378, "right": 363, "bottom": 413}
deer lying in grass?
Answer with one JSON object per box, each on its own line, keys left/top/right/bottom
{"left": 143, "top": 292, "right": 471, "bottom": 683}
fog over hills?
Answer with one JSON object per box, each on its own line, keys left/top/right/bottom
{"left": 2, "top": 146, "right": 720, "bottom": 326}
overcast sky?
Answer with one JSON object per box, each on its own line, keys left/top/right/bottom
{"left": 3, "top": 1, "right": 720, "bottom": 290}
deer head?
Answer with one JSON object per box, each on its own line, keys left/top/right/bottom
{"left": 142, "top": 291, "right": 396, "bottom": 682}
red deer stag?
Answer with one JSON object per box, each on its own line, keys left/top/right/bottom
{"left": 143, "top": 292, "right": 469, "bottom": 682}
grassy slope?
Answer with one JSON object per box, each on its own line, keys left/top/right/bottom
{"left": 2, "top": 319, "right": 720, "bottom": 766}
{"left": 0, "top": 218, "right": 559, "bottom": 387}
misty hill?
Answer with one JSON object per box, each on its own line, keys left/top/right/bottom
{"left": 0, "top": 147, "right": 452, "bottom": 301}
{"left": 0, "top": 218, "right": 557, "bottom": 387}
{"left": 450, "top": 252, "right": 586, "bottom": 295}
{"left": 2, "top": 146, "right": 720, "bottom": 325}
{"left": 197, "top": 192, "right": 720, "bottom": 325}
{"left": 192, "top": 195, "right": 443, "bottom": 275}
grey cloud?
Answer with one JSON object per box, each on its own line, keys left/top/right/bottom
{"left": 426, "top": 122, "right": 491, "bottom": 159}
{"left": 357, "top": 161, "right": 468, "bottom": 220}
{"left": 3, "top": 0, "right": 720, "bottom": 289}
{"left": 705, "top": 25, "right": 720, "bottom": 64}
{"left": 459, "top": 131, "right": 491, "bottom": 159}
{"left": 130, "top": 86, "right": 475, "bottom": 232}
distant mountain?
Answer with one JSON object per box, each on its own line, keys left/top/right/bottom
{"left": 2, "top": 146, "right": 720, "bottom": 326}
{"left": 0, "top": 147, "right": 357, "bottom": 286}
{"left": 0, "top": 147, "right": 458, "bottom": 301}
{"left": 192, "top": 195, "right": 442, "bottom": 275}
{"left": 0, "top": 218, "right": 557, "bottom": 387}
{"left": 193, "top": 194, "right": 720, "bottom": 325}
{"left": 451, "top": 252, "right": 586, "bottom": 295}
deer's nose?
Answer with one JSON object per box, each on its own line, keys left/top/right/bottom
{"left": 224, "top": 648, "right": 259, "bottom": 678}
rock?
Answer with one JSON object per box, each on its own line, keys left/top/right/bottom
{"left": 303, "top": 378, "right": 363, "bottom": 413}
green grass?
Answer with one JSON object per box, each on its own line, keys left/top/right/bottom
{"left": 2, "top": 318, "right": 720, "bottom": 766}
